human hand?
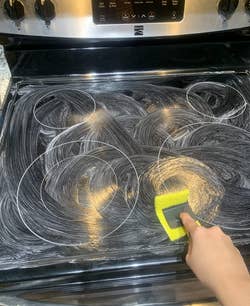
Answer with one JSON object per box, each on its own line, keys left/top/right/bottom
{"left": 180, "top": 213, "right": 250, "bottom": 306}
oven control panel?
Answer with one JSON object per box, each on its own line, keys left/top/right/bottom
{"left": 92, "top": 0, "right": 185, "bottom": 24}
{"left": 0, "top": 0, "right": 249, "bottom": 38}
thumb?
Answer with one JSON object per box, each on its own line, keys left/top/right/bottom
{"left": 180, "top": 212, "right": 199, "bottom": 236}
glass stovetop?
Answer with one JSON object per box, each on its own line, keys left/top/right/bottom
{"left": 0, "top": 72, "right": 250, "bottom": 271}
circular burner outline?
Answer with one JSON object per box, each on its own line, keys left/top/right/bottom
{"left": 33, "top": 88, "right": 97, "bottom": 130}
{"left": 186, "top": 81, "right": 247, "bottom": 120}
{"left": 16, "top": 140, "right": 140, "bottom": 246}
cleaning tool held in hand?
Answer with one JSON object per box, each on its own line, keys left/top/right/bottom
{"left": 154, "top": 189, "right": 200, "bottom": 241}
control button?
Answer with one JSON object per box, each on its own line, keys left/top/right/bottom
{"left": 245, "top": 0, "right": 250, "bottom": 13}
{"left": 99, "top": 14, "right": 106, "bottom": 22}
{"left": 109, "top": 1, "right": 117, "bottom": 8}
{"left": 4, "top": 0, "right": 24, "bottom": 21}
{"left": 122, "top": 11, "right": 130, "bottom": 22}
{"left": 35, "top": 0, "right": 55, "bottom": 25}
{"left": 172, "top": 0, "right": 179, "bottom": 5}
{"left": 98, "top": 1, "right": 105, "bottom": 8}
{"left": 148, "top": 11, "right": 156, "bottom": 20}
{"left": 218, "top": 0, "right": 239, "bottom": 20}
{"left": 171, "top": 10, "right": 177, "bottom": 20}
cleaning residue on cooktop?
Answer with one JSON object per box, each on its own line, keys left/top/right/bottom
{"left": 0, "top": 75, "right": 250, "bottom": 268}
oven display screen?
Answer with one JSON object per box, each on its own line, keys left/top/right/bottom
{"left": 92, "top": 0, "right": 185, "bottom": 24}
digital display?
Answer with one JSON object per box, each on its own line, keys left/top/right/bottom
{"left": 92, "top": 0, "right": 185, "bottom": 24}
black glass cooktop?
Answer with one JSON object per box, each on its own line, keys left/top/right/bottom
{"left": 0, "top": 73, "right": 250, "bottom": 273}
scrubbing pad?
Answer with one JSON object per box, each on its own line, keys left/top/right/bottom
{"left": 155, "top": 189, "right": 199, "bottom": 241}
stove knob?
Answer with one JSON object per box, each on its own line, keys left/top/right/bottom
{"left": 4, "top": 0, "right": 25, "bottom": 21}
{"left": 218, "top": 0, "right": 239, "bottom": 20}
{"left": 35, "top": 0, "right": 55, "bottom": 25}
{"left": 245, "top": 0, "right": 250, "bottom": 14}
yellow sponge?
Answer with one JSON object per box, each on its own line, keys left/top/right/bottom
{"left": 154, "top": 189, "right": 199, "bottom": 241}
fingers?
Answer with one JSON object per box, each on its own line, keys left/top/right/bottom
{"left": 180, "top": 212, "right": 199, "bottom": 236}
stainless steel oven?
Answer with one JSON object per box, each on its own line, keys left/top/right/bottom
{"left": 0, "top": 1, "right": 250, "bottom": 305}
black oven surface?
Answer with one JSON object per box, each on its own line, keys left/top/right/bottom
{"left": 0, "top": 72, "right": 249, "bottom": 275}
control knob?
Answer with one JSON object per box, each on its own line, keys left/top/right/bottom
{"left": 35, "top": 0, "right": 55, "bottom": 25}
{"left": 4, "top": 0, "right": 24, "bottom": 21}
{"left": 218, "top": 0, "right": 239, "bottom": 20}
